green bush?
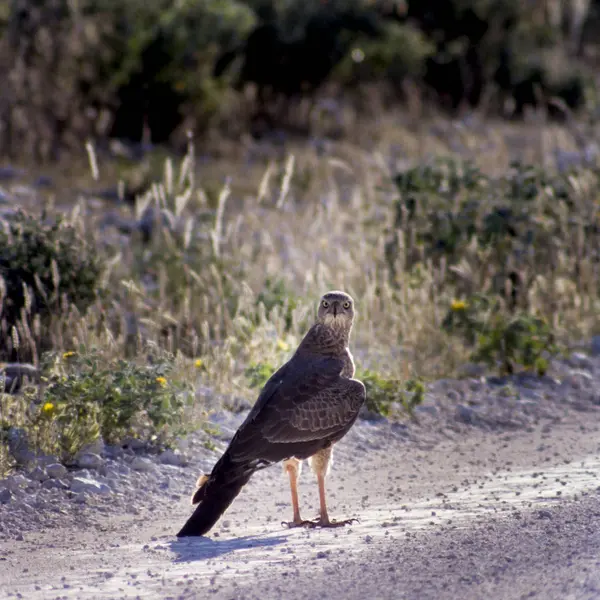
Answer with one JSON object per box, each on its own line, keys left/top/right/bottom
{"left": 256, "top": 278, "right": 300, "bottom": 332}
{"left": 0, "top": 210, "right": 103, "bottom": 360}
{"left": 357, "top": 367, "right": 424, "bottom": 417}
{"left": 35, "top": 349, "right": 193, "bottom": 460}
{"left": 1, "top": 0, "right": 256, "bottom": 158}
{"left": 472, "top": 313, "right": 557, "bottom": 376}
{"left": 388, "top": 158, "right": 600, "bottom": 299}
{"left": 442, "top": 295, "right": 559, "bottom": 375}
{"left": 244, "top": 361, "right": 276, "bottom": 390}
{"left": 336, "top": 21, "right": 435, "bottom": 87}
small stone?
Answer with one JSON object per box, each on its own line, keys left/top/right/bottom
{"left": 122, "top": 438, "right": 147, "bottom": 451}
{"left": 46, "top": 463, "right": 68, "bottom": 479}
{"left": 42, "top": 479, "right": 69, "bottom": 491}
{"left": 76, "top": 453, "right": 105, "bottom": 470}
{"left": 28, "top": 466, "right": 48, "bottom": 482}
{"left": 0, "top": 488, "right": 12, "bottom": 504}
{"left": 70, "top": 477, "right": 111, "bottom": 495}
{"left": 36, "top": 455, "right": 61, "bottom": 467}
{"left": 2, "top": 474, "right": 28, "bottom": 491}
{"left": 7, "top": 427, "right": 35, "bottom": 466}
{"left": 130, "top": 457, "right": 157, "bottom": 473}
{"left": 414, "top": 404, "right": 438, "bottom": 417}
{"left": 458, "top": 363, "right": 486, "bottom": 378}
{"left": 568, "top": 352, "right": 594, "bottom": 371}
{"left": 78, "top": 438, "right": 105, "bottom": 456}
{"left": 103, "top": 445, "right": 123, "bottom": 459}
{"left": 455, "top": 404, "right": 476, "bottom": 425}
{"left": 159, "top": 449, "right": 189, "bottom": 467}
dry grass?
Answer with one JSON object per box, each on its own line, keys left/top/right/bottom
{"left": 2, "top": 109, "right": 600, "bottom": 473}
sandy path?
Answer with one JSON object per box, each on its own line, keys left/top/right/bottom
{"left": 1, "top": 411, "right": 599, "bottom": 600}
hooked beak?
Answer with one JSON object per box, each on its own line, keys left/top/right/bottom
{"left": 332, "top": 302, "right": 338, "bottom": 317}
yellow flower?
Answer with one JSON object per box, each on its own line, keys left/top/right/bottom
{"left": 450, "top": 300, "right": 467, "bottom": 312}
{"left": 276, "top": 339, "right": 290, "bottom": 352}
{"left": 194, "top": 358, "right": 203, "bottom": 369}
{"left": 155, "top": 376, "right": 167, "bottom": 387}
{"left": 42, "top": 402, "right": 55, "bottom": 416}
{"left": 62, "top": 351, "right": 75, "bottom": 359}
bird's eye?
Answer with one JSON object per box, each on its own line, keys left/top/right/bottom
{"left": 343, "top": 301, "right": 351, "bottom": 309}
{"left": 322, "top": 300, "right": 329, "bottom": 308}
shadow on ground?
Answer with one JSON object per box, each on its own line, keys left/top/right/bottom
{"left": 168, "top": 532, "right": 289, "bottom": 562}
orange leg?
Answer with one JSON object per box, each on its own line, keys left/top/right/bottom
{"left": 310, "top": 447, "right": 358, "bottom": 528}
{"left": 287, "top": 461, "right": 302, "bottom": 524}
{"left": 282, "top": 459, "right": 313, "bottom": 528}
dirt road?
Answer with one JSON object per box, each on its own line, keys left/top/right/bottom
{"left": 1, "top": 409, "right": 599, "bottom": 600}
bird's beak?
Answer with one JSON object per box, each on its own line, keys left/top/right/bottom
{"left": 332, "top": 302, "right": 338, "bottom": 317}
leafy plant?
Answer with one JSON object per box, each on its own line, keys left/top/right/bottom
{"left": 0, "top": 210, "right": 104, "bottom": 360}
{"left": 472, "top": 313, "right": 558, "bottom": 376}
{"left": 33, "top": 349, "right": 193, "bottom": 461}
{"left": 442, "top": 294, "right": 559, "bottom": 375}
{"left": 357, "top": 368, "right": 424, "bottom": 417}
{"left": 244, "top": 361, "right": 276, "bottom": 390}
{"left": 256, "top": 278, "right": 300, "bottom": 332}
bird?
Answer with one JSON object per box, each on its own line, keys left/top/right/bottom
{"left": 176, "top": 290, "right": 366, "bottom": 537}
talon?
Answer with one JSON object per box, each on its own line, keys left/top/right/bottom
{"left": 282, "top": 520, "right": 317, "bottom": 529}
{"left": 312, "top": 517, "right": 358, "bottom": 528}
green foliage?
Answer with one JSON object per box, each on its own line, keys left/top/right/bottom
{"left": 256, "top": 278, "right": 299, "bottom": 331}
{"left": 0, "top": 210, "right": 103, "bottom": 360}
{"left": 337, "top": 22, "right": 435, "bottom": 85}
{"left": 389, "top": 158, "right": 600, "bottom": 301}
{"left": 244, "top": 361, "right": 276, "bottom": 390}
{"left": 357, "top": 368, "right": 424, "bottom": 417}
{"left": 34, "top": 349, "right": 193, "bottom": 461}
{"left": 442, "top": 295, "right": 559, "bottom": 375}
{"left": 1, "top": 0, "right": 256, "bottom": 158}
{"left": 471, "top": 313, "right": 558, "bottom": 376}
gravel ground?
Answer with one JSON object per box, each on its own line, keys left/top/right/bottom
{"left": 1, "top": 347, "right": 600, "bottom": 599}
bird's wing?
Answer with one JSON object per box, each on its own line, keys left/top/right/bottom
{"left": 228, "top": 355, "right": 366, "bottom": 462}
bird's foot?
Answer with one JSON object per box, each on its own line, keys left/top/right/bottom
{"left": 310, "top": 517, "right": 359, "bottom": 528}
{"left": 282, "top": 519, "right": 317, "bottom": 529}
{"left": 287, "top": 516, "right": 359, "bottom": 529}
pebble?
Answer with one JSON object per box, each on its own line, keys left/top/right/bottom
{"left": 130, "top": 457, "right": 157, "bottom": 473}
{"left": 7, "top": 427, "right": 35, "bottom": 466}
{"left": 46, "top": 463, "right": 68, "bottom": 479}
{"left": 159, "top": 449, "right": 189, "bottom": 467}
{"left": 70, "top": 477, "right": 112, "bottom": 495}
{"left": 77, "top": 438, "right": 106, "bottom": 457}
{"left": 2, "top": 474, "right": 28, "bottom": 491}
{"left": 455, "top": 404, "right": 477, "bottom": 425}
{"left": 568, "top": 352, "right": 594, "bottom": 371}
{"left": 414, "top": 404, "right": 438, "bottom": 417}
{"left": 0, "top": 488, "right": 12, "bottom": 504}
{"left": 28, "top": 466, "right": 48, "bottom": 482}
{"left": 76, "top": 453, "right": 105, "bottom": 470}
{"left": 42, "top": 479, "right": 69, "bottom": 491}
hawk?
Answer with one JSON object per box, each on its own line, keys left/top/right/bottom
{"left": 177, "top": 290, "right": 366, "bottom": 537}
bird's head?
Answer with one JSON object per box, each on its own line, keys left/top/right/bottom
{"left": 316, "top": 291, "right": 355, "bottom": 330}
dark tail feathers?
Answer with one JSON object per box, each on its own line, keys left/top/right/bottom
{"left": 176, "top": 453, "right": 255, "bottom": 537}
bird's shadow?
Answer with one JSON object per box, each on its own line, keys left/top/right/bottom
{"left": 167, "top": 531, "right": 289, "bottom": 563}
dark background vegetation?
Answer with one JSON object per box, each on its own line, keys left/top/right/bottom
{"left": 2, "top": 0, "right": 600, "bottom": 470}
{"left": 1, "top": 0, "right": 599, "bottom": 161}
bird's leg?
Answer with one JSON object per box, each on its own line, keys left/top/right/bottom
{"left": 282, "top": 459, "right": 313, "bottom": 528}
{"left": 310, "top": 447, "right": 357, "bottom": 528}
